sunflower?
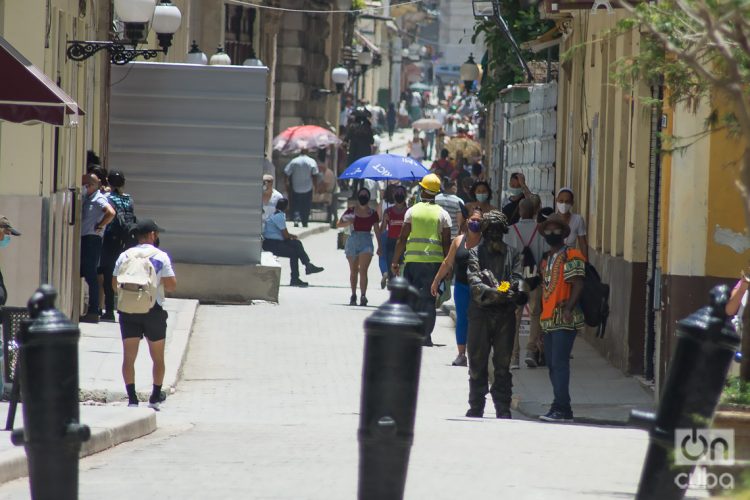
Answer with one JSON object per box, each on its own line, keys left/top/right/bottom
{"left": 497, "top": 281, "right": 511, "bottom": 293}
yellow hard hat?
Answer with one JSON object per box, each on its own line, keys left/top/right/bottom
{"left": 419, "top": 173, "right": 441, "bottom": 194}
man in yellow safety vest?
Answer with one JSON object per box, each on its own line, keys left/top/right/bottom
{"left": 391, "top": 173, "right": 452, "bottom": 346}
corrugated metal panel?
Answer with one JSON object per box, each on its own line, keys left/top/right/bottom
{"left": 108, "top": 62, "right": 268, "bottom": 265}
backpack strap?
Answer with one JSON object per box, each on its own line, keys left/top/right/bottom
{"left": 513, "top": 224, "right": 538, "bottom": 247}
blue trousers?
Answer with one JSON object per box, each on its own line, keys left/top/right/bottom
{"left": 378, "top": 231, "right": 388, "bottom": 275}
{"left": 544, "top": 329, "right": 577, "bottom": 413}
{"left": 454, "top": 281, "right": 470, "bottom": 346}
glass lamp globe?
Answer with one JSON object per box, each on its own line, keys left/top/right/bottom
{"left": 186, "top": 40, "right": 207, "bottom": 65}
{"left": 460, "top": 54, "right": 481, "bottom": 82}
{"left": 209, "top": 46, "right": 232, "bottom": 65}
{"left": 358, "top": 47, "right": 373, "bottom": 66}
{"left": 152, "top": 1, "right": 182, "bottom": 34}
{"left": 114, "top": 0, "right": 156, "bottom": 23}
{"left": 331, "top": 66, "right": 349, "bottom": 85}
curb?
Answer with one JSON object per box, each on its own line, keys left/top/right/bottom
{"left": 0, "top": 407, "right": 156, "bottom": 486}
{"left": 296, "top": 225, "right": 331, "bottom": 240}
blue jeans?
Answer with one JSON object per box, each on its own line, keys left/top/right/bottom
{"left": 544, "top": 329, "right": 577, "bottom": 413}
{"left": 454, "top": 281, "right": 470, "bottom": 346}
{"left": 378, "top": 232, "right": 389, "bottom": 275}
{"left": 384, "top": 237, "right": 401, "bottom": 278}
{"left": 80, "top": 235, "right": 103, "bottom": 314}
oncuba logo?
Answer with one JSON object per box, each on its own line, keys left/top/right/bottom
{"left": 370, "top": 163, "right": 392, "bottom": 178}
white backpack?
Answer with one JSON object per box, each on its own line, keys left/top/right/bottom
{"left": 116, "top": 247, "right": 160, "bottom": 314}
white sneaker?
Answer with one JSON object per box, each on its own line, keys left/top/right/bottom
{"left": 510, "top": 363, "right": 520, "bottom": 370}
{"left": 127, "top": 403, "right": 139, "bottom": 408}
{"left": 148, "top": 401, "right": 160, "bottom": 411}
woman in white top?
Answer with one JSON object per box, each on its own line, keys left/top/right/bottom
{"left": 556, "top": 187, "right": 589, "bottom": 260}
{"left": 407, "top": 129, "right": 426, "bottom": 163}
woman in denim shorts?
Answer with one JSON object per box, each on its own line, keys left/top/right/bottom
{"left": 337, "top": 187, "right": 381, "bottom": 306}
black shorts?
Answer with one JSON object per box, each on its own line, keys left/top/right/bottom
{"left": 119, "top": 304, "right": 168, "bottom": 342}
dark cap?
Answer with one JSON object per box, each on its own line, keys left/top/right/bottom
{"left": 0, "top": 216, "right": 21, "bottom": 236}
{"left": 539, "top": 213, "right": 571, "bottom": 238}
{"left": 135, "top": 219, "right": 165, "bottom": 235}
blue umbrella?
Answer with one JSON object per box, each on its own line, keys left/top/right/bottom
{"left": 338, "top": 154, "right": 429, "bottom": 181}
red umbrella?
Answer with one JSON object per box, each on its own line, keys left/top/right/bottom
{"left": 272, "top": 125, "right": 341, "bottom": 154}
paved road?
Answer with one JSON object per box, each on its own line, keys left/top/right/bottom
{"left": 0, "top": 230, "right": 685, "bottom": 499}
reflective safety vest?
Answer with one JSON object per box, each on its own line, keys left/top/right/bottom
{"left": 405, "top": 202, "right": 444, "bottom": 263}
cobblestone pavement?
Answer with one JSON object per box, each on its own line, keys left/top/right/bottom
{"left": 0, "top": 230, "right": 706, "bottom": 499}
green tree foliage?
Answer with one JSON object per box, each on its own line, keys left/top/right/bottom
{"left": 472, "top": 1, "right": 555, "bottom": 105}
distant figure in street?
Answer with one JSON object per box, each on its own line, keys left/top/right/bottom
{"left": 0, "top": 216, "right": 21, "bottom": 306}
{"left": 407, "top": 129, "right": 426, "bottom": 163}
{"left": 345, "top": 107, "right": 375, "bottom": 196}
{"left": 113, "top": 219, "right": 176, "bottom": 410}
{"left": 80, "top": 172, "right": 116, "bottom": 323}
{"left": 338, "top": 187, "right": 381, "bottom": 306}
{"left": 391, "top": 173, "right": 452, "bottom": 346}
{"left": 284, "top": 150, "right": 319, "bottom": 228}
{"left": 555, "top": 187, "right": 589, "bottom": 260}
{"left": 386, "top": 103, "right": 397, "bottom": 140}
{"left": 435, "top": 178, "right": 467, "bottom": 238}
{"left": 262, "top": 174, "right": 284, "bottom": 230}
{"left": 538, "top": 214, "right": 586, "bottom": 423}
{"left": 504, "top": 199, "right": 548, "bottom": 369}
{"left": 430, "top": 208, "right": 482, "bottom": 367}
{"left": 263, "top": 198, "right": 324, "bottom": 288}
{"left": 100, "top": 170, "right": 136, "bottom": 322}
{"left": 466, "top": 211, "right": 525, "bottom": 419}
{"left": 432, "top": 149, "right": 455, "bottom": 179}
{"left": 466, "top": 180, "right": 496, "bottom": 215}
{"left": 379, "top": 185, "right": 408, "bottom": 286}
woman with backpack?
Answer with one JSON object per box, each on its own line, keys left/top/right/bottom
{"left": 99, "top": 170, "right": 136, "bottom": 322}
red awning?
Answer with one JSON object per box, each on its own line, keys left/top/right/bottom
{"left": 0, "top": 36, "right": 83, "bottom": 126}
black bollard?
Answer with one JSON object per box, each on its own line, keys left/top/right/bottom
{"left": 631, "top": 285, "right": 740, "bottom": 500}
{"left": 10, "top": 285, "right": 90, "bottom": 500}
{"left": 358, "top": 277, "right": 424, "bottom": 500}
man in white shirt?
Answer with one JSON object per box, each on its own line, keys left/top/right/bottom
{"left": 113, "top": 219, "right": 176, "bottom": 410}
{"left": 262, "top": 174, "right": 284, "bottom": 230}
{"left": 504, "top": 199, "right": 548, "bottom": 369}
{"left": 434, "top": 101, "right": 448, "bottom": 126}
{"left": 284, "top": 150, "right": 319, "bottom": 228}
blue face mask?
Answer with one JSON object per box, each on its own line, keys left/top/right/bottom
{"left": 0, "top": 235, "right": 10, "bottom": 249}
{"left": 468, "top": 220, "right": 481, "bottom": 233}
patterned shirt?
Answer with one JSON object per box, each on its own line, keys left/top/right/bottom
{"left": 540, "top": 247, "right": 586, "bottom": 332}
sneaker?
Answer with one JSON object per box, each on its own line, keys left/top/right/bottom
{"left": 305, "top": 264, "right": 324, "bottom": 275}
{"left": 147, "top": 401, "right": 160, "bottom": 411}
{"left": 349, "top": 294, "right": 357, "bottom": 306}
{"left": 294, "top": 221, "right": 300, "bottom": 228}
{"left": 422, "top": 335, "right": 434, "bottom": 347}
{"left": 451, "top": 354, "right": 467, "bottom": 366}
{"left": 465, "top": 407, "right": 484, "bottom": 418}
{"left": 525, "top": 355, "right": 538, "bottom": 368}
{"left": 360, "top": 296, "right": 368, "bottom": 307}
{"left": 510, "top": 362, "right": 520, "bottom": 370}
{"left": 539, "top": 410, "right": 573, "bottom": 423}
{"left": 79, "top": 313, "right": 99, "bottom": 324}
{"left": 127, "top": 402, "right": 139, "bottom": 408}
{"left": 100, "top": 311, "right": 116, "bottom": 322}
{"left": 380, "top": 273, "right": 388, "bottom": 290}
{"left": 290, "top": 278, "right": 309, "bottom": 288}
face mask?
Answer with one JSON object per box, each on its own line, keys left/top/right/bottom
{"left": 0, "top": 235, "right": 10, "bottom": 249}
{"left": 509, "top": 187, "right": 523, "bottom": 196}
{"left": 544, "top": 233, "right": 565, "bottom": 246}
{"left": 394, "top": 194, "right": 406, "bottom": 204}
{"left": 468, "top": 220, "right": 481, "bottom": 233}
{"left": 263, "top": 184, "right": 270, "bottom": 192}
{"left": 557, "top": 202, "right": 572, "bottom": 214}
{"left": 475, "top": 193, "right": 489, "bottom": 203}
{"left": 358, "top": 195, "right": 370, "bottom": 206}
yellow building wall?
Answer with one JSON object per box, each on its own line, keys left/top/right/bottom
{"left": 705, "top": 92, "right": 750, "bottom": 278}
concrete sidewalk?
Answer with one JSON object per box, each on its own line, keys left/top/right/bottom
{"left": 79, "top": 298, "right": 199, "bottom": 403}
{"left": 442, "top": 302, "right": 655, "bottom": 425}
{"left": 0, "top": 403, "right": 156, "bottom": 485}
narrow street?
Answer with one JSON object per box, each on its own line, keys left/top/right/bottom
{"left": 0, "top": 229, "right": 655, "bottom": 499}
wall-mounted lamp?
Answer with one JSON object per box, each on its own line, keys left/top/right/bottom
{"left": 67, "top": 0, "right": 182, "bottom": 65}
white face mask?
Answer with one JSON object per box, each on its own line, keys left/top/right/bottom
{"left": 557, "top": 202, "right": 572, "bottom": 214}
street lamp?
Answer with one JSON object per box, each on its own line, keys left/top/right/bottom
{"left": 472, "top": 0, "right": 534, "bottom": 82}
{"left": 242, "top": 48, "right": 264, "bottom": 67}
{"left": 186, "top": 40, "right": 208, "bottom": 65}
{"left": 67, "top": 0, "right": 182, "bottom": 65}
{"left": 357, "top": 47, "right": 373, "bottom": 74}
{"left": 331, "top": 66, "right": 349, "bottom": 93}
{"left": 209, "top": 46, "right": 231, "bottom": 65}
{"left": 460, "top": 54, "right": 481, "bottom": 92}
